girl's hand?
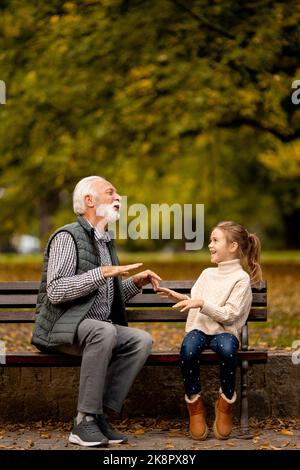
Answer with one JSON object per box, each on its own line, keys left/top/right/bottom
{"left": 156, "top": 286, "right": 189, "bottom": 302}
{"left": 132, "top": 270, "right": 162, "bottom": 289}
{"left": 172, "top": 298, "right": 204, "bottom": 312}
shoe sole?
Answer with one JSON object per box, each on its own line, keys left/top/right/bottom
{"left": 69, "top": 433, "right": 108, "bottom": 447}
{"left": 108, "top": 438, "right": 128, "bottom": 444}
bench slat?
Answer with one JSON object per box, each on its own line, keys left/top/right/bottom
{"left": 0, "top": 292, "right": 267, "bottom": 308}
{"left": 3, "top": 350, "right": 267, "bottom": 367}
{"left": 128, "top": 292, "right": 266, "bottom": 306}
{"left": 0, "top": 282, "right": 40, "bottom": 292}
{"left": 142, "top": 280, "right": 267, "bottom": 293}
{"left": 0, "top": 306, "right": 267, "bottom": 323}
{"left": 127, "top": 307, "right": 267, "bottom": 322}
{"left": 0, "top": 294, "right": 37, "bottom": 308}
{"left": 0, "top": 280, "right": 267, "bottom": 292}
{"left": 0, "top": 280, "right": 267, "bottom": 293}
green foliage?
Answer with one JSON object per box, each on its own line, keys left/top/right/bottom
{"left": 0, "top": 0, "right": 299, "bottom": 247}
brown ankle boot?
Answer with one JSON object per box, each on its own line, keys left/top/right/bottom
{"left": 213, "top": 392, "right": 236, "bottom": 439}
{"left": 186, "top": 395, "right": 208, "bottom": 440}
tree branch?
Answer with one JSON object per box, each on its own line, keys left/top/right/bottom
{"left": 216, "top": 118, "right": 300, "bottom": 143}
{"left": 180, "top": 118, "right": 300, "bottom": 143}
{"left": 170, "top": 0, "right": 235, "bottom": 40}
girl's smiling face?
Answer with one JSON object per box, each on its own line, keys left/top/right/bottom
{"left": 208, "top": 228, "right": 238, "bottom": 264}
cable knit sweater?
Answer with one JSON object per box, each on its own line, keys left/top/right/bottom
{"left": 186, "top": 259, "right": 252, "bottom": 342}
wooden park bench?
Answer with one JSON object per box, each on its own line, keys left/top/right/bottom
{"left": 0, "top": 280, "right": 267, "bottom": 434}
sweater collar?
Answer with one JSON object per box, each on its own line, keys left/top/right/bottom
{"left": 217, "top": 259, "right": 241, "bottom": 274}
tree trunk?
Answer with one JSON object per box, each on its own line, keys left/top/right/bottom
{"left": 282, "top": 209, "right": 300, "bottom": 249}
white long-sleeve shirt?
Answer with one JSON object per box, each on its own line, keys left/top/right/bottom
{"left": 186, "top": 259, "right": 252, "bottom": 341}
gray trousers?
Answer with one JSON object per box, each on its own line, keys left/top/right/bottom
{"left": 56, "top": 319, "right": 152, "bottom": 415}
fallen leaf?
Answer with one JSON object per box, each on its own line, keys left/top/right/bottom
{"left": 133, "top": 429, "right": 145, "bottom": 435}
{"left": 279, "top": 429, "right": 293, "bottom": 436}
{"left": 168, "top": 432, "right": 185, "bottom": 438}
{"left": 165, "top": 443, "right": 175, "bottom": 449}
{"left": 226, "top": 442, "right": 236, "bottom": 447}
{"left": 201, "top": 444, "right": 222, "bottom": 449}
{"left": 259, "top": 443, "right": 270, "bottom": 449}
{"left": 280, "top": 441, "right": 290, "bottom": 448}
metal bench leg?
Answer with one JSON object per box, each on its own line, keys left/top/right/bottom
{"left": 240, "top": 359, "right": 250, "bottom": 435}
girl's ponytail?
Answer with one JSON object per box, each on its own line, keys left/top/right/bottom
{"left": 216, "top": 221, "right": 263, "bottom": 285}
{"left": 247, "top": 233, "right": 263, "bottom": 285}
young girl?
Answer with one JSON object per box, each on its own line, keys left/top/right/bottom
{"left": 157, "top": 221, "right": 262, "bottom": 440}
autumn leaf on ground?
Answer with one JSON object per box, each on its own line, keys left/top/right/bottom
{"left": 133, "top": 429, "right": 145, "bottom": 435}
{"left": 278, "top": 429, "right": 293, "bottom": 436}
{"left": 226, "top": 441, "right": 236, "bottom": 447}
{"left": 168, "top": 431, "right": 185, "bottom": 438}
{"left": 26, "top": 439, "right": 34, "bottom": 447}
{"left": 279, "top": 441, "right": 290, "bottom": 448}
{"left": 40, "top": 432, "right": 51, "bottom": 439}
{"left": 165, "top": 443, "right": 175, "bottom": 449}
{"left": 259, "top": 442, "right": 270, "bottom": 449}
{"left": 199, "top": 443, "right": 222, "bottom": 449}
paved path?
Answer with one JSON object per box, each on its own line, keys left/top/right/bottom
{"left": 0, "top": 420, "right": 299, "bottom": 451}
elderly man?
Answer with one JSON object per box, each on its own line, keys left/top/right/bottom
{"left": 31, "top": 176, "right": 160, "bottom": 447}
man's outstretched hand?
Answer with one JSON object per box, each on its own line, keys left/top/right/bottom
{"left": 102, "top": 264, "right": 162, "bottom": 291}
{"left": 102, "top": 263, "right": 143, "bottom": 278}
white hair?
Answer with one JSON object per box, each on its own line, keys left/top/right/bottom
{"left": 73, "top": 176, "right": 107, "bottom": 215}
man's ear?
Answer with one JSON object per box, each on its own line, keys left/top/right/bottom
{"left": 85, "top": 195, "right": 95, "bottom": 208}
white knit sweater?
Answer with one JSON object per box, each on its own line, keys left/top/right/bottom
{"left": 185, "top": 259, "right": 252, "bottom": 341}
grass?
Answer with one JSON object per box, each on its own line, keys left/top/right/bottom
{"left": 1, "top": 250, "right": 300, "bottom": 264}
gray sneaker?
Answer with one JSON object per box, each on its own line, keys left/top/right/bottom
{"left": 96, "top": 414, "right": 128, "bottom": 444}
{"left": 69, "top": 416, "right": 109, "bottom": 447}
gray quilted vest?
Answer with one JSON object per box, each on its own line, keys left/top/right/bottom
{"left": 31, "top": 216, "right": 127, "bottom": 351}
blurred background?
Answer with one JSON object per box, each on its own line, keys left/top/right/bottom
{"left": 0, "top": 0, "right": 299, "bottom": 350}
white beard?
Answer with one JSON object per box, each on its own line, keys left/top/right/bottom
{"left": 96, "top": 202, "right": 121, "bottom": 224}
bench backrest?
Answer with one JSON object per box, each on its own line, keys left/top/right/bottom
{"left": 0, "top": 280, "right": 267, "bottom": 323}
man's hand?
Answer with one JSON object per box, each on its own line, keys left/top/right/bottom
{"left": 132, "top": 270, "right": 162, "bottom": 290}
{"left": 172, "top": 298, "right": 204, "bottom": 312}
{"left": 102, "top": 263, "right": 143, "bottom": 278}
{"left": 156, "top": 286, "right": 189, "bottom": 302}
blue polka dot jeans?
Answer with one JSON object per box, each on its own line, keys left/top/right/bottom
{"left": 180, "top": 329, "right": 239, "bottom": 401}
